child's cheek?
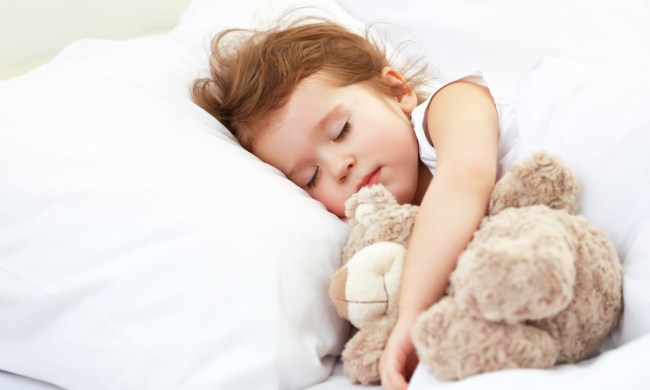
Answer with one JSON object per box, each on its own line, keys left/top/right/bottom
{"left": 313, "top": 187, "right": 346, "bottom": 219}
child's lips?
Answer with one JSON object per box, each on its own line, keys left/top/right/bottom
{"left": 357, "top": 168, "right": 382, "bottom": 191}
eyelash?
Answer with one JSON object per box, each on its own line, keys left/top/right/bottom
{"left": 306, "top": 167, "right": 320, "bottom": 189}
{"left": 306, "top": 121, "right": 350, "bottom": 190}
{"left": 334, "top": 121, "right": 351, "bottom": 143}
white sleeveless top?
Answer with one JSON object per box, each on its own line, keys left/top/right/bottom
{"left": 410, "top": 71, "right": 520, "bottom": 179}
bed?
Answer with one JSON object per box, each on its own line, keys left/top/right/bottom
{"left": 1, "top": 0, "right": 649, "bottom": 389}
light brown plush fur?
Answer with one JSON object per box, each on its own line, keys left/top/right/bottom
{"left": 328, "top": 151, "right": 623, "bottom": 384}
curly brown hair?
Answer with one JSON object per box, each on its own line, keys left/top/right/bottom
{"left": 191, "top": 18, "right": 428, "bottom": 151}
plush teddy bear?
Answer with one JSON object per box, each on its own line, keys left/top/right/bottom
{"left": 328, "top": 184, "right": 418, "bottom": 385}
{"left": 328, "top": 151, "right": 623, "bottom": 384}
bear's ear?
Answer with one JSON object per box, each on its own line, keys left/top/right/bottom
{"left": 489, "top": 151, "right": 579, "bottom": 215}
{"left": 344, "top": 184, "right": 397, "bottom": 222}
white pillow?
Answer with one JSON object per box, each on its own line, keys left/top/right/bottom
{"left": 0, "top": 0, "right": 364, "bottom": 388}
{"left": 337, "top": 0, "right": 650, "bottom": 95}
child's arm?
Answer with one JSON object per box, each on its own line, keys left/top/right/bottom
{"left": 402, "top": 80, "right": 499, "bottom": 325}
{"left": 380, "top": 81, "right": 499, "bottom": 390}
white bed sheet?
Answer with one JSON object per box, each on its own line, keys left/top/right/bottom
{"left": 0, "top": 371, "right": 60, "bottom": 390}
{"left": 0, "top": 365, "right": 371, "bottom": 390}
{"left": 306, "top": 361, "right": 380, "bottom": 390}
{"left": 410, "top": 333, "right": 650, "bottom": 389}
{"left": 1, "top": 364, "right": 374, "bottom": 390}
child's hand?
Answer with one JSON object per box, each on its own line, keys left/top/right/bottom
{"left": 380, "top": 316, "right": 419, "bottom": 390}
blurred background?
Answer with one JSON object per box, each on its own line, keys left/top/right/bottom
{"left": 0, "top": 0, "right": 190, "bottom": 79}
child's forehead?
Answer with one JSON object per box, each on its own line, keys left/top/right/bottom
{"left": 255, "top": 69, "right": 388, "bottom": 133}
{"left": 296, "top": 70, "right": 383, "bottom": 98}
{"left": 249, "top": 75, "right": 332, "bottom": 137}
{"left": 299, "top": 70, "right": 342, "bottom": 88}
{"left": 253, "top": 75, "right": 337, "bottom": 137}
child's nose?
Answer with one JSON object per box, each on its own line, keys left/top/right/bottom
{"left": 332, "top": 155, "right": 355, "bottom": 182}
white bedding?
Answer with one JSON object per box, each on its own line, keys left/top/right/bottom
{"left": 1, "top": 0, "right": 649, "bottom": 389}
{"left": 410, "top": 334, "right": 650, "bottom": 389}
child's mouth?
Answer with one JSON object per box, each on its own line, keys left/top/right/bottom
{"left": 357, "top": 168, "right": 382, "bottom": 191}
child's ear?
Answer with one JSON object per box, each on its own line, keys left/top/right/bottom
{"left": 381, "top": 67, "right": 417, "bottom": 114}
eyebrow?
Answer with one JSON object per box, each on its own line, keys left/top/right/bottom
{"left": 312, "top": 104, "right": 344, "bottom": 134}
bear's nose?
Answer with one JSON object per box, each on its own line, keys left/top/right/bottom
{"left": 329, "top": 266, "right": 349, "bottom": 320}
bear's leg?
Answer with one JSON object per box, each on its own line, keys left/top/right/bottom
{"left": 341, "top": 326, "right": 390, "bottom": 385}
{"left": 412, "top": 297, "right": 559, "bottom": 381}
{"left": 453, "top": 209, "right": 576, "bottom": 323}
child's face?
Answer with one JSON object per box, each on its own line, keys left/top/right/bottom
{"left": 253, "top": 72, "right": 420, "bottom": 218}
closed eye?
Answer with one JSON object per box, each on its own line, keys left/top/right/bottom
{"left": 306, "top": 166, "right": 320, "bottom": 189}
{"left": 334, "top": 122, "right": 350, "bottom": 143}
